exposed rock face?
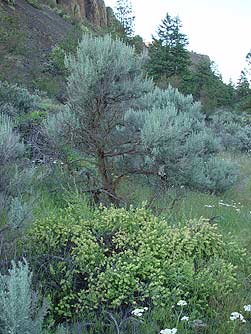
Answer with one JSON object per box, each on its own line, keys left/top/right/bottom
{"left": 57, "top": 0, "right": 111, "bottom": 26}
{"left": 190, "top": 51, "right": 211, "bottom": 69}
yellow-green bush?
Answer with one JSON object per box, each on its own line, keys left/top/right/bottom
{"left": 26, "top": 205, "right": 245, "bottom": 321}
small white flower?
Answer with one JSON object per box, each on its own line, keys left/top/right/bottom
{"left": 230, "top": 312, "right": 245, "bottom": 322}
{"left": 244, "top": 304, "right": 251, "bottom": 312}
{"left": 177, "top": 300, "right": 187, "bottom": 306}
{"left": 204, "top": 205, "right": 214, "bottom": 208}
{"left": 131, "top": 308, "right": 147, "bottom": 317}
{"left": 181, "top": 316, "right": 189, "bottom": 321}
{"left": 160, "top": 328, "right": 177, "bottom": 334}
{"left": 219, "top": 202, "right": 231, "bottom": 207}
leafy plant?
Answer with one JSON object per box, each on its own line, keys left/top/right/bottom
{"left": 26, "top": 205, "right": 244, "bottom": 321}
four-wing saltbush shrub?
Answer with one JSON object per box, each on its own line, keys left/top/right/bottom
{"left": 27, "top": 205, "right": 245, "bottom": 321}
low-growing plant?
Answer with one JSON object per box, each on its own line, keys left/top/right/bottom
{"left": 210, "top": 110, "right": 251, "bottom": 152}
{"left": 0, "top": 80, "right": 40, "bottom": 115}
{"left": 26, "top": 205, "right": 245, "bottom": 322}
{"left": 0, "top": 259, "right": 47, "bottom": 334}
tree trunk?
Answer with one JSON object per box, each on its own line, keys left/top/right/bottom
{"left": 97, "top": 149, "right": 120, "bottom": 206}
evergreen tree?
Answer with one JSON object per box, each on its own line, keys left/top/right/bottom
{"left": 114, "top": 0, "right": 135, "bottom": 40}
{"left": 236, "top": 70, "right": 251, "bottom": 113}
{"left": 182, "top": 60, "right": 235, "bottom": 115}
{"left": 147, "top": 13, "right": 190, "bottom": 83}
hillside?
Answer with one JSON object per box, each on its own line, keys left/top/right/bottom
{"left": 0, "top": 0, "right": 113, "bottom": 95}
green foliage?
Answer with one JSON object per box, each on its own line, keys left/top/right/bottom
{"left": 235, "top": 71, "right": 251, "bottom": 113}
{"left": 0, "top": 259, "right": 46, "bottom": 334}
{"left": 49, "top": 26, "right": 83, "bottom": 74}
{"left": 114, "top": 0, "right": 135, "bottom": 39}
{"left": 25, "top": 0, "right": 42, "bottom": 9}
{"left": 147, "top": 13, "right": 190, "bottom": 83}
{"left": 27, "top": 205, "right": 244, "bottom": 321}
{"left": 0, "top": 11, "right": 25, "bottom": 55}
{"left": 0, "top": 113, "right": 35, "bottom": 229}
{"left": 182, "top": 61, "right": 236, "bottom": 115}
{"left": 0, "top": 81, "right": 40, "bottom": 115}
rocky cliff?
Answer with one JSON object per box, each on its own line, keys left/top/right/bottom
{"left": 0, "top": 0, "right": 114, "bottom": 94}
{"left": 56, "top": 0, "right": 113, "bottom": 26}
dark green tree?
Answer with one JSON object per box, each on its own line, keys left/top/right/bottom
{"left": 147, "top": 13, "right": 190, "bottom": 84}
{"left": 181, "top": 60, "right": 235, "bottom": 115}
{"left": 114, "top": 0, "right": 135, "bottom": 40}
{"left": 236, "top": 70, "right": 251, "bottom": 113}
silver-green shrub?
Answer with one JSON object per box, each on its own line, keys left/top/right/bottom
{"left": 0, "top": 260, "right": 46, "bottom": 334}
{"left": 0, "top": 81, "right": 39, "bottom": 116}
{"left": 43, "top": 35, "right": 238, "bottom": 199}
{"left": 127, "top": 86, "right": 239, "bottom": 192}
{"left": 210, "top": 110, "right": 251, "bottom": 152}
{"left": 0, "top": 114, "right": 34, "bottom": 227}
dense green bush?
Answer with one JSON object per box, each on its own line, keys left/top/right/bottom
{"left": 26, "top": 205, "right": 244, "bottom": 321}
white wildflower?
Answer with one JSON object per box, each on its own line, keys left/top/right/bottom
{"left": 181, "top": 316, "right": 189, "bottom": 321}
{"left": 204, "top": 205, "right": 214, "bottom": 208}
{"left": 230, "top": 312, "right": 246, "bottom": 323}
{"left": 219, "top": 202, "right": 231, "bottom": 207}
{"left": 160, "top": 328, "right": 177, "bottom": 334}
{"left": 177, "top": 300, "right": 187, "bottom": 306}
{"left": 131, "top": 307, "right": 148, "bottom": 317}
{"left": 244, "top": 304, "right": 251, "bottom": 312}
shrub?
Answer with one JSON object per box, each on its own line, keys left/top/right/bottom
{"left": 210, "top": 110, "right": 251, "bottom": 152}
{"left": 127, "top": 86, "right": 239, "bottom": 193}
{"left": 44, "top": 34, "right": 237, "bottom": 202}
{"left": 0, "top": 114, "right": 35, "bottom": 228}
{"left": 0, "top": 81, "right": 40, "bottom": 115}
{"left": 0, "top": 259, "right": 46, "bottom": 334}
{"left": 26, "top": 205, "right": 244, "bottom": 321}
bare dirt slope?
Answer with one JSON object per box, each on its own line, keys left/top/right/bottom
{"left": 0, "top": 0, "right": 74, "bottom": 93}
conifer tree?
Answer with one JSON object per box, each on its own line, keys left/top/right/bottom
{"left": 147, "top": 13, "right": 190, "bottom": 83}
{"left": 236, "top": 70, "right": 251, "bottom": 113}
{"left": 115, "top": 0, "right": 135, "bottom": 39}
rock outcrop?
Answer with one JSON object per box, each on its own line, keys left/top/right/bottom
{"left": 190, "top": 51, "right": 211, "bottom": 69}
{"left": 56, "top": 0, "right": 113, "bottom": 26}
